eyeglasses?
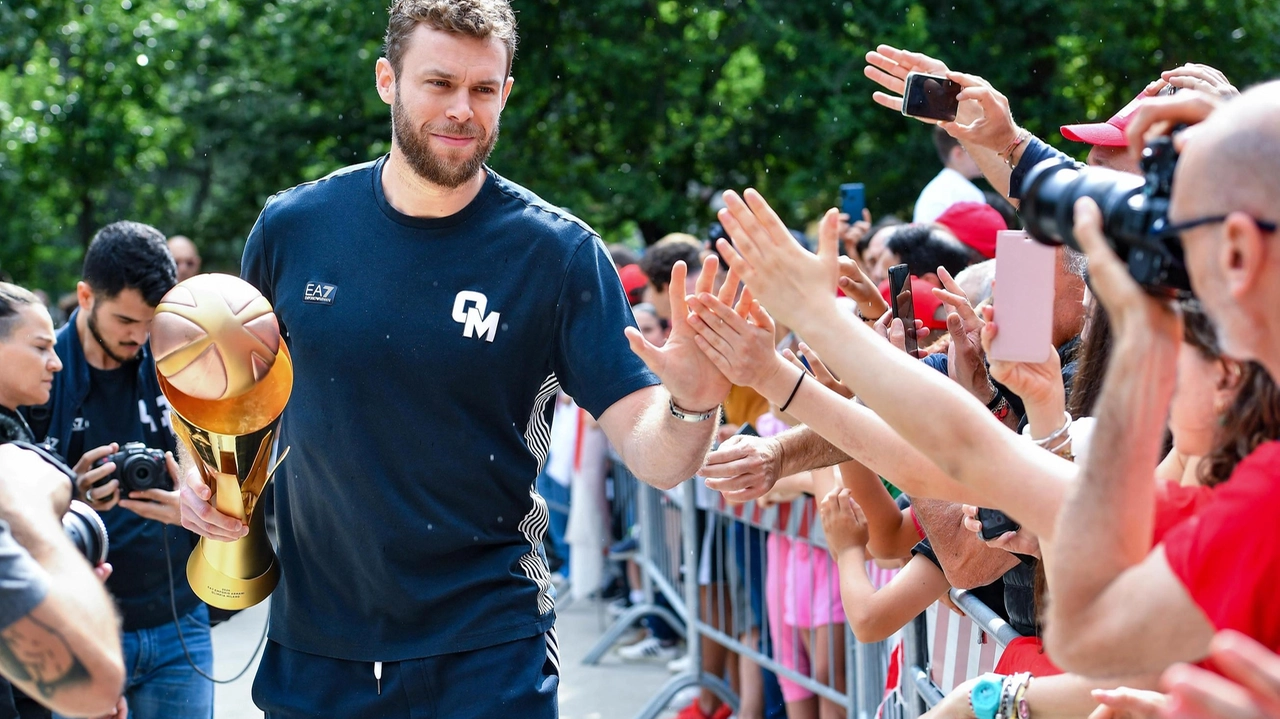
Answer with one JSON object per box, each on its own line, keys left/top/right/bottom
{"left": 1156, "top": 214, "right": 1278, "bottom": 242}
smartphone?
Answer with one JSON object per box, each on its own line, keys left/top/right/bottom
{"left": 977, "top": 508, "right": 1021, "bottom": 541}
{"left": 901, "top": 72, "right": 961, "bottom": 122}
{"left": 839, "top": 183, "right": 865, "bottom": 223}
{"left": 887, "top": 264, "right": 917, "bottom": 356}
{"left": 989, "top": 231, "right": 1057, "bottom": 363}
{"left": 736, "top": 423, "right": 759, "bottom": 438}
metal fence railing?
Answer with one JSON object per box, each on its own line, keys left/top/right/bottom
{"left": 571, "top": 459, "right": 1021, "bottom": 719}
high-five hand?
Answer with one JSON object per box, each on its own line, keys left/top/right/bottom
{"left": 625, "top": 256, "right": 732, "bottom": 412}
{"left": 715, "top": 190, "right": 842, "bottom": 336}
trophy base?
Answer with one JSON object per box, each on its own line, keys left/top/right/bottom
{"left": 187, "top": 541, "right": 279, "bottom": 610}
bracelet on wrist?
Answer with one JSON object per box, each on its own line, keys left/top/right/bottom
{"left": 669, "top": 398, "right": 719, "bottom": 423}
{"left": 1001, "top": 129, "right": 1031, "bottom": 168}
{"left": 1021, "top": 410, "right": 1072, "bottom": 448}
{"left": 779, "top": 370, "right": 807, "bottom": 413}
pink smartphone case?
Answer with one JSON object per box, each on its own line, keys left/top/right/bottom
{"left": 989, "top": 231, "right": 1057, "bottom": 363}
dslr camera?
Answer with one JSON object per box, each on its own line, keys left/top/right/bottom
{"left": 92, "top": 442, "right": 171, "bottom": 494}
{"left": 1020, "top": 135, "right": 1190, "bottom": 297}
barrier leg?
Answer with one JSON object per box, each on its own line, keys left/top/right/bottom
{"left": 580, "top": 603, "right": 686, "bottom": 666}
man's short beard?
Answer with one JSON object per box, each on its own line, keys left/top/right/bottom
{"left": 88, "top": 305, "right": 140, "bottom": 365}
{"left": 392, "top": 91, "right": 499, "bottom": 190}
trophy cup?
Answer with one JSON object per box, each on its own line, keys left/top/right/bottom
{"left": 151, "top": 274, "right": 292, "bottom": 610}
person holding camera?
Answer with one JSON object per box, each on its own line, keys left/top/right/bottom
{"left": 22, "top": 224, "right": 212, "bottom": 719}
{"left": 0, "top": 283, "right": 126, "bottom": 718}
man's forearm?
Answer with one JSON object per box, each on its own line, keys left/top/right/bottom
{"left": 620, "top": 392, "right": 716, "bottom": 489}
{"left": 911, "top": 498, "right": 1018, "bottom": 589}
{"left": 3, "top": 518, "right": 123, "bottom": 716}
{"left": 1047, "top": 328, "right": 1177, "bottom": 629}
{"left": 776, "top": 425, "right": 849, "bottom": 476}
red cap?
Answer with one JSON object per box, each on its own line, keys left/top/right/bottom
{"left": 934, "top": 202, "right": 1006, "bottom": 259}
{"left": 1060, "top": 92, "right": 1153, "bottom": 147}
{"left": 878, "top": 276, "right": 949, "bottom": 331}
{"left": 619, "top": 264, "right": 648, "bottom": 304}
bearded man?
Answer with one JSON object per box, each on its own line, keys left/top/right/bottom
{"left": 178, "top": 2, "right": 733, "bottom": 717}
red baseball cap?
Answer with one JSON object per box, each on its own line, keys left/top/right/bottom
{"left": 618, "top": 264, "right": 648, "bottom": 304}
{"left": 1060, "top": 92, "right": 1153, "bottom": 147}
{"left": 878, "top": 276, "right": 949, "bottom": 331}
{"left": 934, "top": 202, "right": 1006, "bottom": 259}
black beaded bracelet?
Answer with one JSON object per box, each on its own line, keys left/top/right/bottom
{"left": 779, "top": 371, "right": 806, "bottom": 413}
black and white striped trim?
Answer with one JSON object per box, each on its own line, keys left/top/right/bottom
{"left": 518, "top": 373, "right": 560, "bottom": 615}
{"left": 544, "top": 627, "right": 560, "bottom": 673}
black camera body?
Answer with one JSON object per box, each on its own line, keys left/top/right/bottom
{"left": 1020, "top": 136, "right": 1191, "bottom": 297}
{"left": 92, "top": 442, "right": 171, "bottom": 495}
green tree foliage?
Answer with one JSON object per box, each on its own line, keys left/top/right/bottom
{"left": 1, "top": 0, "right": 1277, "bottom": 294}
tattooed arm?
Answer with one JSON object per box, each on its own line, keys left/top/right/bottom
{"left": 0, "top": 445, "right": 124, "bottom": 717}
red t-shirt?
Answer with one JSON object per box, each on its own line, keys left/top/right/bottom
{"left": 1162, "top": 441, "right": 1280, "bottom": 653}
{"left": 1152, "top": 480, "right": 1213, "bottom": 545}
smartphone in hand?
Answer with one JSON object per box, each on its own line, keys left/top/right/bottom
{"left": 977, "top": 508, "right": 1021, "bottom": 541}
{"left": 989, "top": 231, "right": 1057, "bottom": 363}
{"left": 901, "top": 72, "right": 961, "bottom": 122}
{"left": 887, "top": 264, "right": 918, "bottom": 356}
{"left": 840, "top": 183, "right": 865, "bottom": 222}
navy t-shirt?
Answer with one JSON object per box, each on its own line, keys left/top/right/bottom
{"left": 242, "top": 157, "right": 660, "bottom": 661}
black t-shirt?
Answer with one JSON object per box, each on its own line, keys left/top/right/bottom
{"left": 67, "top": 364, "right": 200, "bottom": 631}
{"left": 242, "top": 157, "right": 660, "bottom": 661}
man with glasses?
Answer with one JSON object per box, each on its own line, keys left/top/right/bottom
{"left": 1045, "top": 82, "right": 1280, "bottom": 677}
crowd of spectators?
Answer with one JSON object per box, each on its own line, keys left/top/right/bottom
{"left": 2, "top": 23, "right": 1279, "bottom": 719}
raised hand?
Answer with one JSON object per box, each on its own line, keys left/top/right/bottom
{"left": 872, "top": 309, "right": 930, "bottom": 357}
{"left": 783, "top": 342, "right": 853, "bottom": 400}
{"left": 818, "top": 487, "right": 870, "bottom": 559}
{"left": 1144, "top": 63, "right": 1239, "bottom": 100}
{"left": 686, "top": 269, "right": 782, "bottom": 390}
{"left": 715, "top": 190, "right": 842, "bottom": 337}
{"left": 940, "top": 71, "right": 1022, "bottom": 154}
{"left": 933, "top": 266, "right": 995, "bottom": 403}
{"left": 837, "top": 254, "right": 889, "bottom": 321}
{"left": 625, "top": 256, "right": 733, "bottom": 413}
{"left": 864, "top": 44, "right": 951, "bottom": 118}
{"left": 980, "top": 305, "right": 1065, "bottom": 411}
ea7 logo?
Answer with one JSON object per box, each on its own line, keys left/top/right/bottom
{"left": 452, "top": 291, "right": 501, "bottom": 343}
{"left": 303, "top": 282, "right": 337, "bottom": 305}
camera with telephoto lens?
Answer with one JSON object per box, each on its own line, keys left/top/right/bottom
{"left": 1020, "top": 135, "right": 1190, "bottom": 297}
{"left": 63, "top": 500, "right": 109, "bottom": 565}
{"left": 92, "top": 442, "right": 171, "bottom": 494}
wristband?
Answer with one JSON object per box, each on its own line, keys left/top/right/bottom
{"left": 668, "top": 398, "right": 718, "bottom": 423}
{"left": 986, "top": 388, "right": 1012, "bottom": 422}
{"left": 779, "top": 371, "right": 806, "bottom": 413}
{"left": 970, "top": 674, "right": 1004, "bottom": 719}
{"left": 1001, "top": 129, "right": 1031, "bottom": 168}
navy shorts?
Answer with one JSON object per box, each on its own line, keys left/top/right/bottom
{"left": 252, "top": 629, "right": 560, "bottom": 718}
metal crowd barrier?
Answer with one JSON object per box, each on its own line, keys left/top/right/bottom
{"left": 897, "top": 590, "right": 1023, "bottom": 719}
{"left": 575, "top": 459, "right": 1019, "bottom": 719}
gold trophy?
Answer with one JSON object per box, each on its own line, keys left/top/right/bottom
{"left": 151, "top": 274, "right": 292, "bottom": 610}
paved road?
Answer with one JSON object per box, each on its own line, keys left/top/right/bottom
{"left": 211, "top": 598, "right": 679, "bottom": 718}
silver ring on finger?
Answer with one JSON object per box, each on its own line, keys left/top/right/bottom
{"left": 85, "top": 487, "right": 96, "bottom": 503}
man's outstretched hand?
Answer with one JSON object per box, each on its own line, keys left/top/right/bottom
{"left": 625, "top": 256, "right": 733, "bottom": 413}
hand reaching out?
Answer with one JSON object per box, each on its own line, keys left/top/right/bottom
{"left": 961, "top": 504, "right": 1042, "bottom": 558}
{"left": 939, "top": 71, "right": 1022, "bottom": 155}
{"left": 837, "top": 254, "right": 889, "bottom": 321}
{"left": 980, "top": 304, "right": 1065, "bottom": 412}
{"left": 715, "top": 190, "right": 842, "bottom": 336}
{"left": 819, "top": 487, "right": 870, "bottom": 559}
{"left": 783, "top": 342, "right": 853, "bottom": 400}
{"left": 934, "top": 266, "right": 995, "bottom": 403}
{"left": 873, "top": 310, "right": 930, "bottom": 358}
{"left": 839, "top": 207, "right": 873, "bottom": 252}
{"left": 1144, "top": 63, "right": 1239, "bottom": 100}
{"left": 625, "top": 256, "right": 733, "bottom": 412}
{"left": 686, "top": 269, "right": 784, "bottom": 391}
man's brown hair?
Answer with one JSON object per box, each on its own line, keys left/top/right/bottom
{"left": 384, "top": 0, "right": 518, "bottom": 76}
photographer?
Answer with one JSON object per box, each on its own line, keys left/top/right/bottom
{"left": 1045, "top": 84, "right": 1280, "bottom": 675}
{"left": 0, "top": 283, "right": 125, "bottom": 718}
{"left": 22, "top": 224, "right": 211, "bottom": 719}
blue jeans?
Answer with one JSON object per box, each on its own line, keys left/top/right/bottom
{"left": 535, "top": 468, "right": 571, "bottom": 573}
{"left": 119, "top": 605, "right": 215, "bottom": 719}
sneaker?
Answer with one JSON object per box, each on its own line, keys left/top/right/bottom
{"left": 617, "top": 637, "right": 680, "bottom": 662}
{"left": 608, "top": 536, "right": 639, "bottom": 556}
{"left": 666, "top": 653, "right": 692, "bottom": 674}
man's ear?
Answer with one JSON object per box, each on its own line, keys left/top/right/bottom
{"left": 499, "top": 75, "right": 514, "bottom": 111}
{"left": 1222, "top": 211, "right": 1265, "bottom": 302}
{"left": 76, "top": 281, "right": 94, "bottom": 313}
{"left": 375, "top": 57, "right": 396, "bottom": 106}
